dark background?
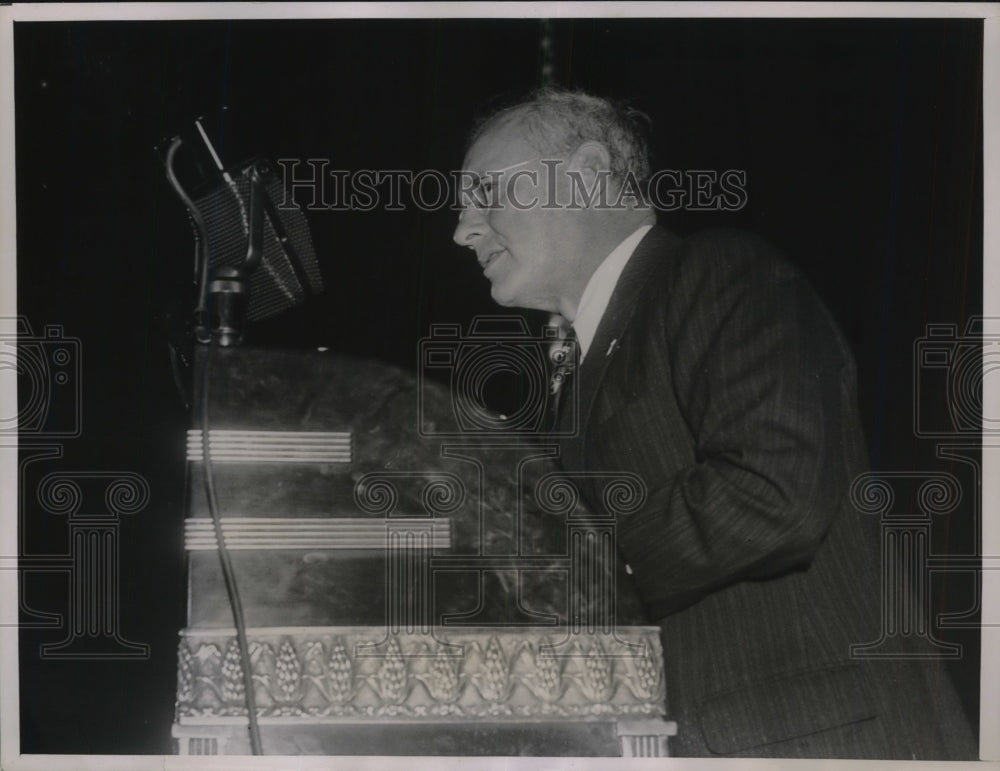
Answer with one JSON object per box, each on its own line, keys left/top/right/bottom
{"left": 13, "top": 17, "right": 983, "bottom": 754}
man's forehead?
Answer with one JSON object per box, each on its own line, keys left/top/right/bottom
{"left": 462, "top": 121, "right": 536, "bottom": 173}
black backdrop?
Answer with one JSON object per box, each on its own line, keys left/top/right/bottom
{"left": 13, "top": 17, "right": 983, "bottom": 754}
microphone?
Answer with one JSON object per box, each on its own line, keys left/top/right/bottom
{"left": 205, "top": 164, "right": 264, "bottom": 347}
{"left": 193, "top": 154, "right": 324, "bottom": 331}
{"left": 164, "top": 119, "right": 324, "bottom": 348}
{"left": 207, "top": 266, "right": 247, "bottom": 347}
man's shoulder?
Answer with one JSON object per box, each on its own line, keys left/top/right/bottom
{"left": 623, "top": 226, "right": 829, "bottom": 347}
{"left": 633, "top": 225, "right": 800, "bottom": 301}
{"left": 649, "top": 225, "right": 791, "bottom": 273}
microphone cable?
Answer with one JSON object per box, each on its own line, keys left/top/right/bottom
{"left": 164, "top": 136, "right": 212, "bottom": 343}
{"left": 199, "top": 340, "right": 264, "bottom": 754}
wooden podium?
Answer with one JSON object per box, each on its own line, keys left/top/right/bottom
{"left": 171, "top": 345, "right": 675, "bottom": 756}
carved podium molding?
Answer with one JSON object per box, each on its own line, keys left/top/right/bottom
{"left": 172, "top": 625, "right": 675, "bottom": 756}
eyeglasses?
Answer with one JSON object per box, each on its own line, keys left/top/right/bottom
{"left": 462, "top": 157, "right": 541, "bottom": 210}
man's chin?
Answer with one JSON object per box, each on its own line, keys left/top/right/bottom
{"left": 489, "top": 286, "right": 550, "bottom": 314}
{"left": 489, "top": 284, "right": 519, "bottom": 307}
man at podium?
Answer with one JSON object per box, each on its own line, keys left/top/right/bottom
{"left": 451, "top": 87, "right": 976, "bottom": 759}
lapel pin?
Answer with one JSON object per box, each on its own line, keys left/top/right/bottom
{"left": 606, "top": 338, "right": 618, "bottom": 357}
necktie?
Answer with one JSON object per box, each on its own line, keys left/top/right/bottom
{"left": 548, "top": 327, "right": 578, "bottom": 432}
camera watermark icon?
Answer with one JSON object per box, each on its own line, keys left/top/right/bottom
{"left": 7, "top": 460, "right": 152, "bottom": 659}
{"left": 354, "top": 471, "right": 466, "bottom": 637}
{"left": 849, "top": 471, "right": 964, "bottom": 659}
{"left": 34, "top": 470, "right": 151, "bottom": 660}
{"left": 348, "top": 455, "right": 647, "bottom": 657}
{"left": 0, "top": 316, "right": 81, "bottom": 438}
{"left": 534, "top": 471, "right": 647, "bottom": 641}
{"left": 352, "top": 470, "right": 466, "bottom": 656}
{"left": 922, "top": 442, "right": 1000, "bottom": 631}
{"left": 1, "top": 316, "right": 149, "bottom": 660}
{"left": 914, "top": 316, "right": 1000, "bottom": 438}
{"left": 418, "top": 316, "right": 577, "bottom": 438}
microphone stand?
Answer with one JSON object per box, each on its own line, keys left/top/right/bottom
{"left": 163, "top": 132, "right": 268, "bottom": 754}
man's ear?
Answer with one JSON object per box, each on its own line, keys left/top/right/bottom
{"left": 566, "top": 141, "right": 612, "bottom": 203}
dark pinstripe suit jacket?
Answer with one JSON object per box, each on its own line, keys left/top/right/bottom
{"left": 557, "top": 225, "right": 975, "bottom": 758}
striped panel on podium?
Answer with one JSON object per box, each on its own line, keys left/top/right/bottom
{"left": 184, "top": 517, "right": 452, "bottom": 550}
{"left": 186, "top": 429, "right": 352, "bottom": 463}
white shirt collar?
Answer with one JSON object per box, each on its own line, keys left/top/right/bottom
{"left": 572, "top": 224, "right": 653, "bottom": 362}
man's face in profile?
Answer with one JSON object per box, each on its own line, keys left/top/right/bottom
{"left": 453, "top": 120, "right": 580, "bottom": 314}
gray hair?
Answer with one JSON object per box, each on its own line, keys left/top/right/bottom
{"left": 469, "top": 88, "right": 653, "bottom": 193}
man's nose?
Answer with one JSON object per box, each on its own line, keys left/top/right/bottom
{"left": 452, "top": 206, "right": 487, "bottom": 248}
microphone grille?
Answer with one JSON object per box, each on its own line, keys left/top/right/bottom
{"left": 192, "top": 161, "right": 323, "bottom": 322}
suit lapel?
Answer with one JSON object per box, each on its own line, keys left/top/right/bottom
{"left": 562, "top": 226, "right": 682, "bottom": 471}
